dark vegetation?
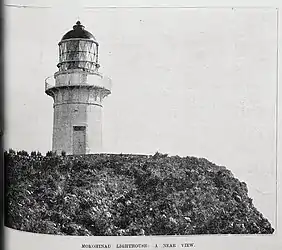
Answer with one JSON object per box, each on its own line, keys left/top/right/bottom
{"left": 4, "top": 149, "right": 274, "bottom": 235}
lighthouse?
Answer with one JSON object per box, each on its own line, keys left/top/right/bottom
{"left": 45, "top": 21, "right": 111, "bottom": 155}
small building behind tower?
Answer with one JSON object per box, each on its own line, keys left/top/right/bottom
{"left": 45, "top": 21, "right": 111, "bottom": 155}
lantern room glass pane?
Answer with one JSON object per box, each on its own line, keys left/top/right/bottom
{"left": 60, "top": 51, "right": 95, "bottom": 62}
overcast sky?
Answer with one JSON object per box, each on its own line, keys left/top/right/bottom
{"left": 4, "top": 1, "right": 277, "bottom": 225}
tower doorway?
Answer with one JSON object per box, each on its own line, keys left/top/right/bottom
{"left": 73, "top": 126, "right": 86, "bottom": 155}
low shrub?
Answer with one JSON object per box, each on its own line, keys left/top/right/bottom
{"left": 4, "top": 150, "right": 274, "bottom": 235}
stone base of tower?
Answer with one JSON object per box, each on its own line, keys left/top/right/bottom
{"left": 52, "top": 103, "right": 103, "bottom": 155}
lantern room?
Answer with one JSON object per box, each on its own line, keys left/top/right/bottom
{"left": 57, "top": 21, "right": 99, "bottom": 73}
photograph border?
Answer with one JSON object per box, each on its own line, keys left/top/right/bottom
{"left": 3, "top": 1, "right": 281, "bottom": 249}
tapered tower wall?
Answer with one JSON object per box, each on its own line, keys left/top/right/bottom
{"left": 51, "top": 90, "right": 103, "bottom": 154}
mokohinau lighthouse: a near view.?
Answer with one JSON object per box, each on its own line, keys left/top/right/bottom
{"left": 45, "top": 21, "right": 111, "bottom": 155}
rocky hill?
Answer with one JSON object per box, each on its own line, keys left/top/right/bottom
{"left": 4, "top": 150, "right": 274, "bottom": 235}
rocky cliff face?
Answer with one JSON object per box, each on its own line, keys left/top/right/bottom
{"left": 5, "top": 150, "right": 274, "bottom": 235}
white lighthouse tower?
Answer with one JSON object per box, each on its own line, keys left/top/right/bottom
{"left": 45, "top": 21, "right": 111, "bottom": 155}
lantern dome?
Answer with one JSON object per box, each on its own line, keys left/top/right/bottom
{"left": 61, "top": 21, "right": 97, "bottom": 43}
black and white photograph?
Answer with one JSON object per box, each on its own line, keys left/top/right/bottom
{"left": 3, "top": 0, "right": 279, "bottom": 246}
